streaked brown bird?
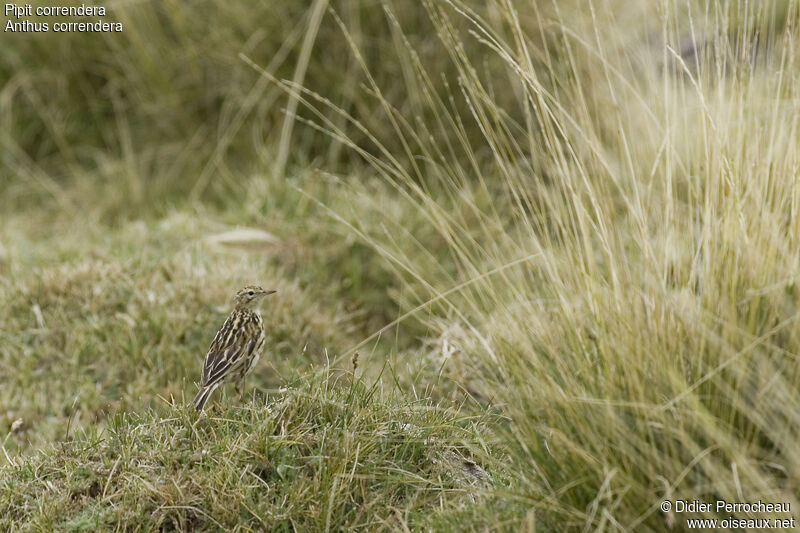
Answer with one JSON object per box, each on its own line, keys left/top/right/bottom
{"left": 193, "top": 285, "right": 276, "bottom": 411}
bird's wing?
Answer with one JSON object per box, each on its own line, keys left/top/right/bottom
{"left": 201, "top": 314, "right": 255, "bottom": 386}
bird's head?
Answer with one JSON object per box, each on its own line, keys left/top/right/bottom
{"left": 233, "top": 285, "right": 276, "bottom": 309}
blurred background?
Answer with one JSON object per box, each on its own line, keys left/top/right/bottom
{"left": 2, "top": 0, "right": 800, "bottom": 530}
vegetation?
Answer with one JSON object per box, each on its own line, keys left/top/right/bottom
{"left": 1, "top": 378, "right": 500, "bottom": 531}
{"left": 2, "top": 0, "right": 800, "bottom": 530}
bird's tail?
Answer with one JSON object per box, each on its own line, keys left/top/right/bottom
{"left": 193, "top": 384, "right": 218, "bottom": 411}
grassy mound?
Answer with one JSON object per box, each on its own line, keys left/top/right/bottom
{"left": 1, "top": 378, "right": 501, "bottom": 531}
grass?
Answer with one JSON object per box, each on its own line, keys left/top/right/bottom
{"left": 3, "top": 0, "right": 800, "bottom": 530}
{"left": 1, "top": 377, "right": 502, "bottom": 531}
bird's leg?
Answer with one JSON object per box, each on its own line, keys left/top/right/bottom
{"left": 235, "top": 374, "right": 245, "bottom": 398}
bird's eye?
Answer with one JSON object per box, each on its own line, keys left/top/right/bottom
{"left": 248, "top": 290, "right": 254, "bottom": 296}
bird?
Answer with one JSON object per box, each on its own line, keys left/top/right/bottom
{"left": 193, "top": 285, "right": 276, "bottom": 411}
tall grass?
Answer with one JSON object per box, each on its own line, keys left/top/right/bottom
{"left": 0, "top": 0, "right": 520, "bottom": 215}
{"left": 268, "top": 0, "right": 800, "bottom": 528}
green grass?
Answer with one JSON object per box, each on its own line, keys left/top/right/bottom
{"left": 1, "top": 377, "right": 503, "bottom": 531}
{"left": 3, "top": 0, "right": 800, "bottom": 530}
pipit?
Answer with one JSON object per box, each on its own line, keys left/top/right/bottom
{"left": 193, "top": 285, "right": 276, "bottom": 411}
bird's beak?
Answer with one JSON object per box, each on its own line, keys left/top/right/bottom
{"left": 263, "top": 289, "right": 277, "bottom": 295}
